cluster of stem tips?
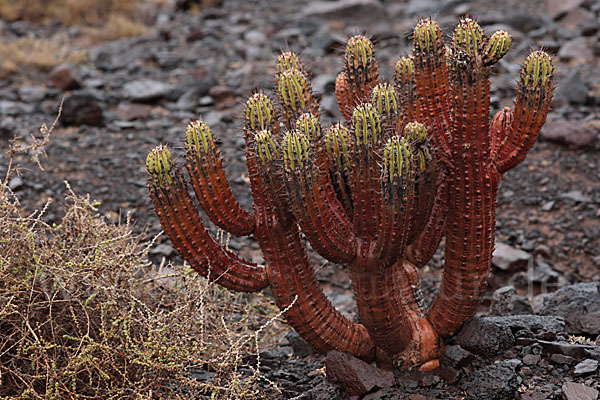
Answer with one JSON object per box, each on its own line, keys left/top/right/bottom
{"left": 146, "top": 16, "right": 554, "bottom": 370}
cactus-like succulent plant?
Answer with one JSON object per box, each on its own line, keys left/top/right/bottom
{"left": 146, "top": 17, "right": 554, "bottom": 369}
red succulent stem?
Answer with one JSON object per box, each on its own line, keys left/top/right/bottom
{"left": 493, "top": 80, "right": 554, "bottom": 173}
{"left": 349, "top": 260, "right": 413, "bottom": 357}
{"left": 335, "top": 72, "right": 354, "bottom": 121}
{"left": 251, "top": 164, "right": 375, "bottom": 360}
{"left": 186, "top": 149, "right": 255, "bottom": 236}
{"left": 285, "top": 163, "right": 356, "bottom": 264}
{"left": 148, "top": 174, "right": 268, "bottom": 292}
{"left": 427, "top": 63, "right": 499, "bottom": 337}
{"left": 406, "top": 167, "right": 448, "bottom": 266}
{"left": 247, "top": 128, "right": 375, "bottom": 360}
{"left": 413, "top": 45, "right": 453, "bottom": 161}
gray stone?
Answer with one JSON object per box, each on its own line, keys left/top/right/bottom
{"left": 153, "top": 51, "right": 183, "bottom": 70}
{"left": 311, "top": 31, "right": 345, "bottom": 55}
{"left": 18, "top": 86, "right": 47, "bottom": 103}
{"left": 558, "top": 37, "right": 593, "bottom": 62}
{"left": 405, "top": 0, "right": 461, "bottom": 17}
{"left": 465, "top": 360, "right": 521, "bottom": 400}
{"left": 312, "top": 74, "right": 337, "bottom": 94}
{"left": 540, "top": 119, "right": 597, "bottom": 149}
{"left": 554, "top": 69, "right": 589, "bottom": 105}
{"left": 528, "top": 261, "right": 560, "bottom": 285}
{"left": 490, "top": 286, "right": 534, "bottom": 316}
{"left": 123, "top": 79, "right": 173, "bottom": 103}
{"left": 320, "top": 95, "right": 342, "bottom": 119}
{"left": 326, "top": 351, "right": 395, "bottom": 397}
{"left": 8, "top": 177, "right": 23, "bottom": 191}
{"left": 538, "top": 282, "right": 600, "bottom": 335}
{"left": 149, "top": 243, "right": 174, "bottom": 257}
{"left": 0, "top": 100, "right": 34, "bottom": 116}
{"left": 574, "top": 359, "right": 598, "bottom": 376}
{"left": 561, "top": 382, "right": 599, "bottom": 400}
{"left": 560, "top": 190, "right": 592, "bottom": 203}
{"left": 90, "top": 37, "right": 154, "bottom": 71}
{"left": 302, "top": 0, "right": 387, "bottom": 24}
{"left": 493, "top": 241, "right": 532, "bottom": 271}
{"left": 172, "top": 77, "right": 218, "bottom": 111}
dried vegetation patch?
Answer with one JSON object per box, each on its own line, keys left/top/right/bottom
{"left": 0, "top": 113, "right": 281, "bottom": 399}
{"left": 0, "top": 0, "right": 160, "bottom": 76}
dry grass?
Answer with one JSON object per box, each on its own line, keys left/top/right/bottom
{"left": 0, "top": 35, "right": 88, "bottom": 77}
{"left": 0, "top": 0, "right": 160, "bottom": 76}
{"left": 0, "top": 111, "right": 284, "bottom": 399}
{"left": 0, "top": 0, "right": 150, "bottom": 27}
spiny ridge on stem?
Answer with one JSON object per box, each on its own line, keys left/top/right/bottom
{"left": 283, "top": 130, "right": 310, "bottom": 170}
{"left": 324, "top": 124, "right": 351, "bottom": 166}
{"left": 452, "top": 18, "right": 483, "bottom": 57}
{"left": 254, "top": 130, "right": 278, "bottom": 165}
{"left": 245, "top": 93, "right": 275, "bottom": 132}
{"left": 147, "top": 145, "right": 173, "bottom": 188}
{"left": 383, "top": 136, "right": 412, "bottom": 183}
{"left": 351, "top": 103, "right": 381, "bottom": 145}
{"left": 186, "top": 120, "right": 214, "bottom": 155}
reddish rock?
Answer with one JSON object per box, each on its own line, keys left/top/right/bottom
{"left": 523, "top": 354, "right": 541, "bottom": 366}
{"left": 545, "top": 0, "right": 584, "bottom": 19}
{"left": 326, "top": 351, "right": 395, "bottom": 397}
{"left": 48, "top": 63, "right": 81, "bottom": 90}
{"left": 114, "top": 103, "right": 154, "bottom": 121}
{"left": 561, "top": 382, "right": 599, "bottom": 400}
{"left": 540, "top": 119, "right": 597, "bottom": 149}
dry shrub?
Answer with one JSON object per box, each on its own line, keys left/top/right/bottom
{"left": 0, "top": 0, "right": 150, "bottom": 27}
{"left": 0, "top": 112, "right": 283, "bottom": 399}
{"left": 0, "top": 35, "right": 87, "bottom": 77}
{"left": 0, "top": 0, "right": 154, "bottom": 76}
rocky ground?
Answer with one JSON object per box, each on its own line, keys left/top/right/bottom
{"left": 1, "top": 0, "right": 599, "bottom": 398}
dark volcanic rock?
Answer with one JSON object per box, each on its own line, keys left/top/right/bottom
{"left": 440, "top": 345, "right": 475, "bottom": 369}
{"left": 487, "top": 315, "right": 566, "bottom": 338}
{"left": 455, "top": 317, "right": 515, "bottom": 358}
{"left": 326, "top": 351, "right": 394, "bottom": 397}
{"left": 490, "top": 286, "right": 534, "bottom": 316}
{"left": 538, "top": 282, "right": 600, "bottom": 335}
{"left": 286, "top": 331, "right": 318, "bottom": 358}
{"left": 550, "top": 353, "right": 576, "bottom": 365}
{"left": 457, "top": 315, "right": 566, "bottom": 358}
{"left": 540, "top": 119, "right": 598, "bottom": 149}
{"left": 537, "top": 339, "right": 597, "bottom": 360}
{"left": 464, "top": 360, "right": 521, "bottom": 400}
{"left": 61, "top": 91, "right": 103, "bottom": 126}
